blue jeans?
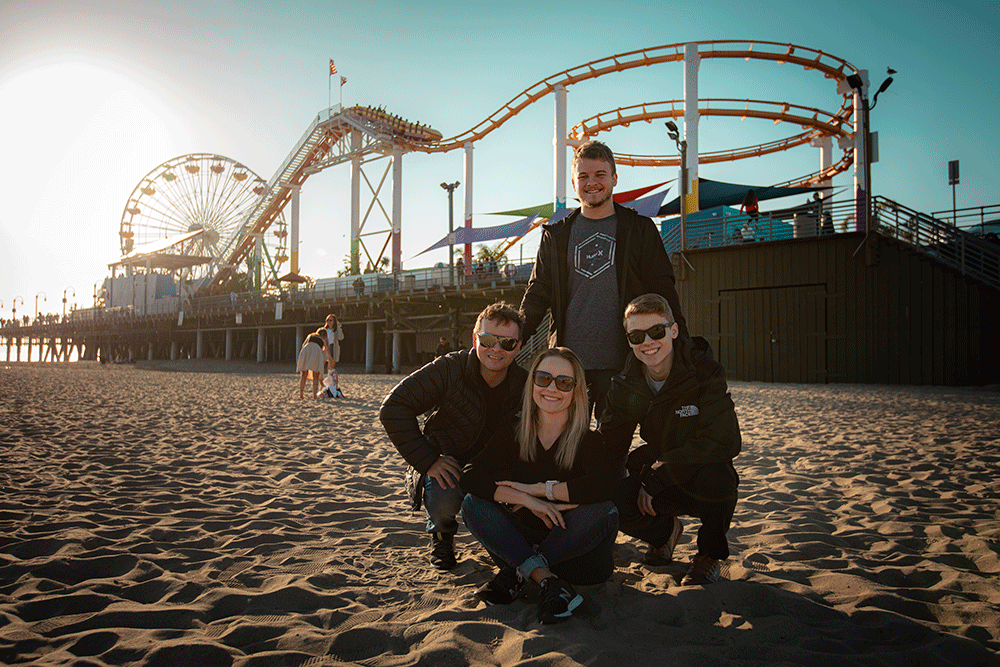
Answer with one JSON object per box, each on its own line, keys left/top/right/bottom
{"left": 424, "top": 475, "right": 464, "bottom": 535}
{"left": 462, "top": 494, "right": 619, "bottom": 585}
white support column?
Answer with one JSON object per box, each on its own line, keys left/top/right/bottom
{"left": 294, "top": 325, "right": 304, "bottom": 353}
{"left": 170, "top": 340, "right": 179, "bottom": 361}
{"left": 683, "top": 43, "right": 701, "bottom": 215}
{"left": 463, "top": 142, "right": 474, "bottom": 272}
{"left": 553, "top": 84, "right": 568, "bottom": 212}
{"left": 810, "top": 135, "right": 833, "bottom": 217}
{"left": 257, "top": 327, "right": 265, "bottom": 363}
{"left": 225, "top": 329, "right": 233, "bottom": 361}
{"left": 196, "top": 330, "right": 204, "bottom": 359}
{"left": 852, "top": 70, "right": 870, "bottom": 232}
{"left": 148, "top": 341, "right": 153, "bottom": 361}
{"left": 365, "top": 321, "right": 375, "bottom": 374}
{"left": 392, "top": 143, "right": 403, "bottom": 275}
{"left": 351, "top": 129, "right": 362, "bottom": 275}
{"left": 290, "top": 184, "right": 301, "bottom": 274}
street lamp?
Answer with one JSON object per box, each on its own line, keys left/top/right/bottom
{"left": 440, "top": 181, "right": 461, "bottom": 286}
{"left": 665, "top": 121, "right": 688, "bottom": 252}
{"left": 63, "top": 287, "right": 76, "bottom": 318}
{"left": 13, "top": 296, "right": 24, "bottom": 323}
{"left": 35, "top": 292, "right": 47, "bottom": 323}
{"left": 847, "top": 69, "right": 895, "bottom": 230}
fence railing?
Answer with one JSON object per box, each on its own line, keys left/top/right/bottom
{"left": 930, "top": 203, "right": 1000, "bottom": 237}
{"left": 872, "top": 196, "right": 1000, "bottom": 291}
{"left": 662, "top": 199, "right": 861, "bottom": 255}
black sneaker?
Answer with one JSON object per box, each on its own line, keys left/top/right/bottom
{"left": 475, "top": 567, "right": 524, "bottom": 605}
{"left": 538, "top": 576, "right": 582, "bottom": 624}
{"left": 430, "top": 532, "right": 456, "bottom": 570}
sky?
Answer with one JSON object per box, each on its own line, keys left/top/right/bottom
{"left": 2, "top": 0, "right": 998, "bottom": 319}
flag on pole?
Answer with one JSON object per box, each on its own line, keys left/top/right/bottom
{"left": 340, "top": 76, "right": 347, "bottom": 86}
{"left": 329, "top": 60, "right": 337, "bottom": 75}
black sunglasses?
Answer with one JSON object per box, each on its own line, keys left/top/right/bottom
{"left": 626, "top": 322, "right": 674, "bottom": 345}
{"left": 532, "top": 370, "right": 576, "bottom": 392}
{"left": 477, "top": 332, "right": 519, "bottom": 351}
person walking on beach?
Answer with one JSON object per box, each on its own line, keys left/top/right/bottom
{"left": 296, "top": 328, "right": 328, "bottom": 399}
{"left": 324, "top": 314, "right": 345, "bottom": 371}
{"left": 379, "top": 302, "right": 527, "bottom": 570}
{"left": 599, "top": 293, "right": 741, "bottom": 585}
{"left": 461, "top": 347, "right": 620, "bottom": 624}
{"left": 519, "top": 140, "right": 687, "bottom": 421}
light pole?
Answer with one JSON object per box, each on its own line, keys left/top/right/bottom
{"left": 665, "top": 121, "right": 688, "bottom": 252}
{"left": 13, "top": 296, "right": 23, "bottom": 324}
{"left": 847, "top": 69, "right": 894, "bottom": 229}
{"left": 63, "top": 287, "right": 76, "bottom": 318}
{"left": 35, "top": 292, "right": 47, "bottom": 322}
{"left": 440, "top": 181, "right": 460, "bottom": 286}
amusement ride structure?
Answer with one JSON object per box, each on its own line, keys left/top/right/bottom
{"left": 115, "top": 40, "right": 871, "bottom": 298}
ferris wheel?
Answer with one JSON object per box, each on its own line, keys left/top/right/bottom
{"left": 119, "top": 153, "right": 288, "bottom": 284}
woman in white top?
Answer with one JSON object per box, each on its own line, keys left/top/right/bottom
{"left": 324, "top": 314, "right": 345, "bottom": 370}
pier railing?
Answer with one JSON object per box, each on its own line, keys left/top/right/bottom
{"left": 872, "top": 196, "right": 1000, "bottom": 291}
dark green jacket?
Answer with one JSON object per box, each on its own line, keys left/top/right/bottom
{"left": 599, "top": 338, "right": 740, "bottom": 487}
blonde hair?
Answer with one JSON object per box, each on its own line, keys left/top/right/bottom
{"left": 517, "top": 347, "right": 589, "bottom": 469}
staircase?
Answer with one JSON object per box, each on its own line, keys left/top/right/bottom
{"left": 872, "top": 196, "right": 1000, "bottom": 291}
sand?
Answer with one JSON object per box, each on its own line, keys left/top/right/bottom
{"left": 1, "top": 362, "right": 998, "bottom": 666}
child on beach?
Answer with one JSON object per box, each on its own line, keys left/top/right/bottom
{"left": 600, "top": 293, "right": 741, "bottom": 585}
{"left": 461, "top": 347, "right": 621, "bottom": 624}
{"left": 319, "top": 368, "right": 345, "bottom": 399}
{"left": 296, "top": 328, "right": 327, "bottom": 399}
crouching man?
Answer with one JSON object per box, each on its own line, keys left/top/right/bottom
{"left": 379, "top": 302, "right": 526, "bottom": 570}
{"left": 599, "top": 293, "right": 741, "bottom": 584}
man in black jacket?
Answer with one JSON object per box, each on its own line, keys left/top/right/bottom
{"left": 600, "top": 293, "right": 740, "bottom": 585}
{"left": 520, "top": 141, "right": 687, "bottom": 420}
{"left": 379, "top": 302, "right": 527, "bottom": 570}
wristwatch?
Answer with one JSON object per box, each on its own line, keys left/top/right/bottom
{"left": 545, "top": 480, "right": 556, "bottom": 501}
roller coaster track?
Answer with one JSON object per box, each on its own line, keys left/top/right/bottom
{"left": 210, "top": 40, "right": 860, "bottom": 288}
{"left": 568, "top": 98, "right": 856, "bottom": 186}
{"left": 400, "top": 39, "right": 859, "bottom": 154}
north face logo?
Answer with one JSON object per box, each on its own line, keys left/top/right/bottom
{"left": 675, "top": 405, "right": 699, "bottom": 418}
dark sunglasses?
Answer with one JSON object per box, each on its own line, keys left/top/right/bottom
{"left": 532, "top": 370, "right": 576, "bottom": 392}
{"left": 477, "top": 332, "right": 519, "bottom": 351}
{"left": 626, "top": 322, "right": 674, "bottom": 345}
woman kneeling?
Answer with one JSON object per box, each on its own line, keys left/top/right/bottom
{"left": 461, "top": 347, "right": 620, "bottom": 624}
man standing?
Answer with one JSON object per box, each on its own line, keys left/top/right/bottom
{"left": 601, "top": 293, "right": 740, "bottom": 585}
{"left": 520, "top": 141, "right": 687, "bottom": 420}
{"left": 379, "top": 302, "right": 526, "bottom": 570}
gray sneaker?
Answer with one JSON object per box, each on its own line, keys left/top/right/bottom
{"left": 641, "top": 516, "right": 683, "bottom": 565}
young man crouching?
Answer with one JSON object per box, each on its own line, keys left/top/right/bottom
{"left": 600, "top": 293, "right": 741, "bottom": 584}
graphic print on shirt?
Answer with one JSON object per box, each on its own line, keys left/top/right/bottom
{"left": 574, "top": 232, "right": 616, "bottom": 279}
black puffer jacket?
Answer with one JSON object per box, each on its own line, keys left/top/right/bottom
{"left": 379, "top": 349, "right": 528, "bottom": 474}
{"left": 599, "top": 337, "right": 741, "bottom": 487}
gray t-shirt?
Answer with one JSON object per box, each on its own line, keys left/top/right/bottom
{"left": 563, "top": 213, "right": 626, "bottom": 370}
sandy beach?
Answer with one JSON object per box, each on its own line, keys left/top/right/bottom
{"left": 1, "top": 362, "right": 998, "bottom": 666}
